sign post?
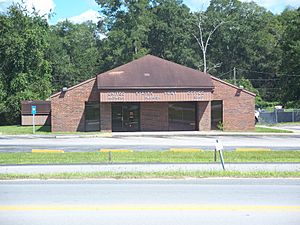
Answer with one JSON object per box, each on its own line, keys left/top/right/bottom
{"left": 31, "top": 105, "right": 36, "bottom": 134}
{"left": 215, "top": 139, "right": 225, "bottom": 171}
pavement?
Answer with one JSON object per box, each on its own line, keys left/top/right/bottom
{"left": 1, "top": 132, "right": 300, "bottom": 152}
{"left": 1, "top": 124, "right": 300, "bottom": 139}
{"left": 1, "top": 162, "right": 300, "bottom": 174}
{"left": 1, "top": 129, "right": 300, "bottom": 139}
{"left": 0, "top": 179, "right": 299, "bottom": 225}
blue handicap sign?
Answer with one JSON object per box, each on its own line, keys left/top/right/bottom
{"left": 31, "top": 105, "right": 37, "bottom": 115}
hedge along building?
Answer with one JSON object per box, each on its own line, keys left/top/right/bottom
{"left": 50, "top": 55, "right": 255, "bottom": 132}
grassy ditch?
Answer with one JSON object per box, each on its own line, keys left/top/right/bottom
{"left": 1, "top": 171, "right": 300, "bottom": 180}
{"left": 0, "top": 151, "right": 299, "bottom": 165}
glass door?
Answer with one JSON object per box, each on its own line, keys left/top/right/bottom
{"left": 112, "top": 103, "right": 140, "bottom": 131}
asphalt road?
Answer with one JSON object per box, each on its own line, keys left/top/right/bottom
{"left": 0, "top": 179, "right": 299, "bottom": 225}
{"left": 0, "top": 135, "right": 300, "bottom": 152}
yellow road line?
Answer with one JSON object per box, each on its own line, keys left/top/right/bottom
{"left": 169, "top": 148, "right": 204, "bottom": 152}
{"left": 96, "top": 133, "right": 112, "bottom": 137}
{"left": 99, "top": 149, "right": 134, "bottom": 153}
{"left": 32, "top": 149, "right": 64, "bottom": 153}
{"left": 236, "top": 148, "right": 271, "bottom": 152}
{"left": 0, "top": 205, "right": 299, "bottom": 212}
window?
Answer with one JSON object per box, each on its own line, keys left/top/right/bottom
{"left": 168, "top": 102, "right": 196, "bottom": 131}
{"left": 85, "top": 102, "right": 100, "bottom": 132}
{"left": 211, "top": 100, "right": 223, "bottom": 130}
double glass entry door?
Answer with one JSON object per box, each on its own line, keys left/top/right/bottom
{"left": 112, "top": 103, "right": 140, "bottom": 132}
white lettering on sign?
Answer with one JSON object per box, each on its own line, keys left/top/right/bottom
{"left": 164, "top": 91, "right": 176, "bottom": 95}
{"left": 136, "top": 91, "right": 153, "bottom": 96}
{"left": 136, "top": 91, "right": 160, "bottom": 100}
{"left": 107, "top": 92, "right": 125, "bottom": 100}
{"left": 187, "top": 91, "right": 206, "bottom": 100}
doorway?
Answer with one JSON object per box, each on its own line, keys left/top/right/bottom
{"left": 112, "top": 103, "right": 140, "bottom": 131}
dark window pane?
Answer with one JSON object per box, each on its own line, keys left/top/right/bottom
{"left": 211, "top": 100, "right": 223, "bottom": 130}
{"left": 85, "top": 102, "right": 100, "bottom": 132}
{"left": 168, "top": 102, "right": 196, "bottom": 131}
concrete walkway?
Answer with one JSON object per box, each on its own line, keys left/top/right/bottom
{"left": 1, "top": 163, "right": 299, "bottom": 174}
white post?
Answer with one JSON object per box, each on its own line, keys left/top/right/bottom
{"left": 215, "top": 139, "right": 225, "bottom": 170}
{"left": 33, "top": 114, "right": 35, "bottom": 134}
{"left": 292, "top": 110, "right": 295, "bottom": 122}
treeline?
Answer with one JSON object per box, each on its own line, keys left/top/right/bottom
{"left": 0, "top": 0, "right": 299, "bottom": 125}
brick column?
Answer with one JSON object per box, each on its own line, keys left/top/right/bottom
{"left": 197, "top": 101, "right": 211, "bottom": 131}
{"left": 100, "top": 103, "right": 112, "bottom": 132}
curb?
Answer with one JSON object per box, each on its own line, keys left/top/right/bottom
{"left": 1, "top": 132, "right": 300, "bottom": 139}
{"left": 1, "top": 163, "right": 299, "bottom": 174}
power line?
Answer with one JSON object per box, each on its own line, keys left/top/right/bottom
{"left": 254, "top": 87, "right": 281, "bottom": 89}
{"left": 236, "top": 68, "right": 300, "bottom": 77}
{"left": 217, "top": 69, "right": 233, "bottom": 78}
{"left": 239, "top": 78, "right": 280, "bottom": 81}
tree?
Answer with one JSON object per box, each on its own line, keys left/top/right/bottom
{"left": 191, "top": 11, "right": 227, "bottom": 73}
{"left": 204, "top": 0, "right": 283, "bottom": 102}
{"left": 148, "top": 0, "right": 198, "bottom": 67}
{"left": 47, "top": 20, "right": 101, "bottom": 91}
{"left": 278, "top": 8, "right": 300, "bottom": 107}
{"left": 96, "top": 0, "right": 153, "bottom": 69}
{"left": 0, "top": 4, "right": 52, "bottom": 124}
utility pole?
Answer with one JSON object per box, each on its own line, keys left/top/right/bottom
{"left": 233, "top": 67, "right": 237, "bottom": 86}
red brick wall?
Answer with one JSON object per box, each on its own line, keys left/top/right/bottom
{"left": 212, "top": 77, "right": 255, "bottom": 131}
{"left": 50, "top": 75, "right": 254, "bottom": 132}
{"left": 197, "top": 101, "right": 211, "bottom": 131}
{"left": 100, "top": 103, "right": 112, "bottom": 132}
{"left": 51, "top": 78, "right": 99, "bottom": 132}
{"left": 140, "top": 103, "right": 168, "bottom": 131}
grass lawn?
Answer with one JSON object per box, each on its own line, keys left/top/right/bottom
{"left": 255, "top": 126, "right": 292, "bottom": 133}
{"left": 0, "top": 125, "right": 109, "bottom": 135}
{"left": 0, "top": 151, "right": 299, "bottom": 165}
{"left": 1, "top": 171, "right": 300, "bottom": 180}
{"left": 271, "top": 122, "right": 300, "bottom": 126}
{"left": 0, "top": 125, "right": 51, "bottom": 135}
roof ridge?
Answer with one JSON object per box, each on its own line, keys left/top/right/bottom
{"left": 50, "top": 77, "right": 96, "bottom": 98}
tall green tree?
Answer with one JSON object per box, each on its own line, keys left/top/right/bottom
{"left": 203, "top": 0, "right": 283, "bottom": 103}
{"left": 278, "top": 8, "right": 300, "bottom": 107}
{"left": 0, "top": 4, "right": 52, "bottom": 124}
{"left": 97, "top": 0, "right": 198, "bottom": 70}
{"left": 148, "top": 0, "right": 198, "bottom": 67}
{"left": 97, "top": 0, "right": 153, "bottom": 70}
{"left": 47, "top": 20, "right": 101, "bottom": 91}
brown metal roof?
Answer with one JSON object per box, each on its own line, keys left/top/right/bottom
{"left": 97, "top": 55, "right": 214, "bottom": 89}
{"left": 21, "top": 100, "right": 51, "bottom": 115}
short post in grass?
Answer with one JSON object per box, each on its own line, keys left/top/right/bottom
{"left": 108, "top": 151, "right": 112, "bottom": 163}
{"left": 215, "top": 139, "right": 225, "bottom": 171}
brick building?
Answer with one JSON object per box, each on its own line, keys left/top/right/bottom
{"left": 50, "top": 55, "right": 255, "bottom": 132}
